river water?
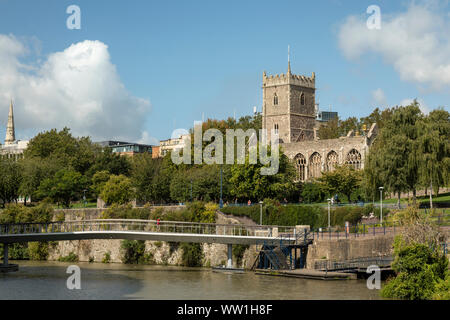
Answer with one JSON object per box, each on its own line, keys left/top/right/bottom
{"left": 0, "top": 261, "right": 381, "bottom": 300}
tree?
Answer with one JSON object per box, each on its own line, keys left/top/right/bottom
{"left": 418, "top": 109, "right": 450, "bottom": 208}
{"left": 381, "top": 205, "right": 448, "bottom": 300}
{"left": 18, "top": 157, "right": 62, "bottom": 204}
{"left": 88, "top": 147, "right": 131, "bottom": 177}
{"left": 319, "top": 165, "right": 361, "bottom": 202}
{"left": 170, "top": 165, "right": 229, "bottom": 203}
{"left": 381, "top": 242, "right": 448, "bottom": 300}
{"left": 91, "top": 170, "right": 111, "bottom": 198}
{"left": 360, "top": 107, "right": 393, "bottom": 130}
{"left": 300, "top": 182, "right": 325, "bottom": 203}
{"left": 100, "top": 175, "right": 134, "bottom": 206}
{"left": 24, "top": 127, "right": 97, "bottom": 174}
{"left": 130, "top": 154, "right": 160, "bottom": 203}
{"left": 365, "top": 102, "right": 423, "bottom": 207}
{"left": 37, "top": 169, "right": 88, "bottom": 208}
{"left": 229, "top": 146, "right": 297, "bottom": 202}
{"left": 317, "top": 117, "right": 339, "bottom": 140}
{"left": 0, "top": 158, "right": 22, "bottom": 207}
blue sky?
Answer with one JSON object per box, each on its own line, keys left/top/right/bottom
{"left": 0, "top": 0, "right": 449, "bottom": 143}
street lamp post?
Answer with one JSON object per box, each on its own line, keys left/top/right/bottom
{"left": 219, "top": 166, "right": 223, "bottom": 209}
{"left": 83, "top": 189, "right": 87, "bottom": 208}
{"left": 327, "top": 198, "right": 331, "bottom": 229}
{"left": 259, "top": 201, "right": 263, "bottom": 225}
{"left": 379, "top": 187, "right": 384, "bottom": 224}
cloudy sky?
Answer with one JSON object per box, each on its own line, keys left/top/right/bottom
{"left": 0, "top": 0, "right": 449, "bottom": 143}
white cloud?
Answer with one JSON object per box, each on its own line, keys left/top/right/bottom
{"left": 338, "top": 2, "right": 450, "bottom": 90}
{"left": 0, "top": 34, "right": 154, "bottom": 143}
{"left": 399, "top": 98, "right": 430, "bottom": 114}
{"left": 371, "top": 88, "right": 387, "bottom": 106}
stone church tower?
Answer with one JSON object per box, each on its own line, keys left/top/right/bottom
{"left": 5, "top": 99, "right": 15, "bottom": 145}
{"left": 262, "top": 62, "right": 316, "bottom": 143}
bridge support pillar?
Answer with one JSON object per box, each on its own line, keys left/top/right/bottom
{"left": 3, "top": 244, "right": 8, "bottom": 266}
{"left": 227, "top": 244, "right": 232, "bottom": 269}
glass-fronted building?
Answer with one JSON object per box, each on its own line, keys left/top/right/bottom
{"left": 96, "top": 141, "right": 153, "bottom": 156}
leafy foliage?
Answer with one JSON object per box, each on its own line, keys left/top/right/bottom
{"left": 319, "top": 165, "right": 362, "bottom": 202}
{"left": 180, "top": 242, "right": 203, "bottom": 267}
{"left": 381, "top": 242, "right": 448, "bottom": 300}
{"left": 100, "top": 175, "right": 134, "bottom": 206}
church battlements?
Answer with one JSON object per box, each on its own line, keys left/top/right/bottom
{"left": 263, "top": 70, "right": 315, "bottom": 89}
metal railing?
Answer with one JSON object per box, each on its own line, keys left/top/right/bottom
{"left": 310, "top": 217, "right": 450, "bottom": 241}
{"left": 0, "top": 219, "right": 296, "bottom": 239}
{"left": 314, "top": 256, "right": 394, "bottom": 272}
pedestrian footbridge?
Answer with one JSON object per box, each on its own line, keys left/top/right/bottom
{"left": 0, "top": 219, "right": 310, "bottom": 270}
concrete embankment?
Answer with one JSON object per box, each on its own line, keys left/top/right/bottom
{"left": 306, "top": 235, "right": 396, "bottom": 269}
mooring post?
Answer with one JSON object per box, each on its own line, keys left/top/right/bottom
{"left": 227, "top": 244, "right": 233, "bottom": 269}
{"left": 3, "top": 244, "right": 8, "bottom": 266}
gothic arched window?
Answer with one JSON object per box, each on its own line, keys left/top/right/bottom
{"left": 346, "top": 149, "right": 362, "bottom": 170}
{"left": 294, "top": 153, "right": 307, "bottom": 182}
{"left": 274, "top": 93, "right": 279, "bottom": 106}
{"left": 300, "top": 93, "right": 305, "bottom": 106}
{"left": 309, "top": 152, "right": 322, "bottom": 179}
{"left": 326, "top": 151, "right": 339, "bottom": 172}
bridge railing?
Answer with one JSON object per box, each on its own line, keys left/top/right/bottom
{"left": 0, "top": 219, "right": 296, "bottom": 239}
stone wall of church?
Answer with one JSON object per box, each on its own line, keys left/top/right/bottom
{"left": 281, "top": 136, "right": 369, "bottom": 180}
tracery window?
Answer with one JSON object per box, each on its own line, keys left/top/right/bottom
{"left": 308, "top": 152, "right": 322, "bottom": 179}
{"left": 326, "top": 151, "right": 339, "bottom": 172}
{"left": 294, "top": 153, "right": 307, "bottom": 182}
{"left": 300, "top": 93, "right": 305, "bottom": 106}
{"left": 346, "top": 149, "right": 362, "bottom": 170}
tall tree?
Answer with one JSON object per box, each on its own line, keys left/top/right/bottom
{"left": 0, "top": 158, "right": 22, "bottom": 207}
{"left": 418, "top": 108, "right": 450, "bottom": 208}
{"left": 365, "top": 102, "right": 423, "bottom": 207}
{"left": 319, "top": 165, "right": 361, "bottom": 202}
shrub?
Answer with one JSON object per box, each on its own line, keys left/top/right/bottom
{"left": 180, "top": 243, "right": 203, "bottom": 267}
{"left": 58, "top": 252, "right": 78, "bottom": 262}
{"left": 301, "top": 183, "right": 325, "bottom": 203}
{"left": 433, "top": 277, "right": 450, "bottom": 300}
{"left": 8, "top": 243, "right": 29, "bottom": 260}
{"left": 232, "top": 244, "right": 249, "bottom": 267}
{"left": 28, "top": 242, "right": 49, "bottom": 261}
{"left": 102, "top": 251, "right": 111, "bottom": 263}
{"left": 381, "top": 242, "right": 448, "bottom": 300}
{"left": 121, "top": 240, "right": 149, "bottom": 264}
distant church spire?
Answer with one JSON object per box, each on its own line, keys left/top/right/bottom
{"left": 5, "top": 99, "right": 15, "bottom": 145}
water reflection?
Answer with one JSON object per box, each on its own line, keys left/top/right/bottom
{"left": 0, "top": 261, "right": 381, "bottom": 300}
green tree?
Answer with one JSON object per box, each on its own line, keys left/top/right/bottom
{"left": 24, "top": 127, "right": 96, "bottom": 174}
{"left": 18, "top": 157, "right": 62, "bottom": 204}
{"left": 37, "top": 169, "right": 88, "bottom": 208}
{"left": 91, "top": 170, "right": 111, "bottom": 198}
{"left": 100, "top": 175, "right": 134, "bottom": 206}
{"left": 0, "top": 158, "right": 23, "bottom": 207}
{"left": 317, "top": 117, "right": 339, "bottom": 140}
{"left": 366, "top": 102, "right": 423, "bottom": 207}
{"left": 300, "top": 182, "right": 325, "bottom": 203}
{"left": 418, "top": 109, "right": 450, "bottom": 208}
{"left": 319, "top": 165, "right": 361, "bottom": 202}
{"left": 381, "top": 242, "right": 448, "bottom": 300}
{"left": 88, "top": 147, "right": 131, "bottom": 177}
{"left": 229, "top": 146, "right": 297, "bottom": 202}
